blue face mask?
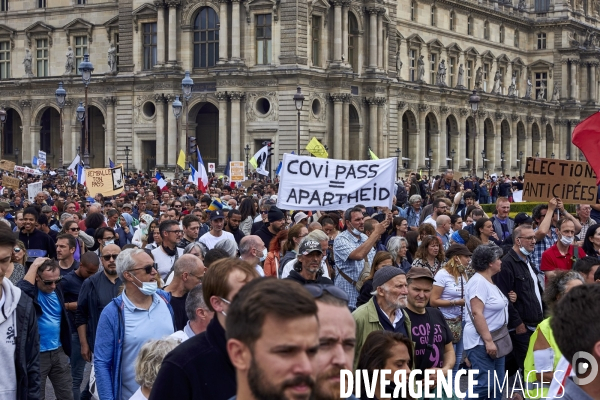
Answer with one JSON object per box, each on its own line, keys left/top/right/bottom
{"left": 132, "top": 275, "right": 157, "bottom": 296}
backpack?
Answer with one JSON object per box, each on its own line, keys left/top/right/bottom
{"left": 396, "top": 184, "right": 408, "bottom": 207}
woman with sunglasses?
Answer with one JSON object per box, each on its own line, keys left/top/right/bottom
{"left": 61, "top": 220, "right": 87, "bottom": 262}
{"left": 7, "top": 241, "right": 27, "bottom": 285}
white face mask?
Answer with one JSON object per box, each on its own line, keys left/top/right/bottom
{"left": 560, "top": 235, "right": 574, "bottom": 246}
{"left": 258, "top": 248, "right": 267, "bottom": 262}
{"left": 518, "top": 239, "right": 531, "bottom": 256}
{"left": 139, "top": 223, "right": 147, "bottom": 230}
{"left": 132, "top": 275, "right": 158, "bottom": 296}
{"left": 104, "top": 239, "right": 115, "bottom": 246}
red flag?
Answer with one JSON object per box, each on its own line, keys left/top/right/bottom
{"left": 572, "top": 111, "right": 600, "bottom": 185}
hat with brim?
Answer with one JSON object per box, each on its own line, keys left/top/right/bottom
{"left": 445, "top": 244, "right": 472, "bottom": 259}
{"left": 406, "top": 266, "right": 435, "bottom": 282}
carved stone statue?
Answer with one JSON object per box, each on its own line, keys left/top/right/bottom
{"left": 65, "top": 47, "right": 74, "bottom": 75}
{"left": 396, "top": 48, "right": 403, "bottom": 79}
{"left": 525, "top": 77, "right": 533, "bottom": 99}
{"left": 457, "top": 64, "right": 465, "bottom": 88}
{"left": 437, "top": 59, "right": 447, "bottom": 86}
{"left": 492, "top": 70, "right": 502, "bottom": 94}
{"left": 508, "top": 71, "right": 517, "bottom": 96}
{"left": 23, "top": 49, "right": 33, "bottom": 77}
{"left": 475, "top": 67, "right": 483, "bottom": 89}
{"left": 518, "top": 0, "right": 526, "bottom": 10}
{"left": 108, "top": 43, "right": 117, "bottom": 74}
{"left": 551, "top": 82, "right": 560, "bottom": 102}
{"left": 537, "top": 81, "right": 546, "bottom": 100}
{"left": 417, "top": 55, "right": 425, "bottom": 82}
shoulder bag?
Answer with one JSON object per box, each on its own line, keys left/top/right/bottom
{"left": 446, "top": 273, "right": 465, "bottom": 344}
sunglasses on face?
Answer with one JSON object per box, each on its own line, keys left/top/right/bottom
{"left": 13, "top": 247, "right": 21, "bottom": 253}
{"left": 304, "top": 284, "right": 349, "bottom": 302}
{"left": 102, "top": 254, "right": 119, "bottom": 261}
{"left": 42, "top": 278, "right": 62, "bottom": 286}
{"left": 128, "top": 264, "right": 156, "bottom": 274}
{"left": 69, "top": 227, "right": 80, "bottom": 232}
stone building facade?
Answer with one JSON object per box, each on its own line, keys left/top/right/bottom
{"left": 0, "top": 0, "right": 596, "bottom": 175}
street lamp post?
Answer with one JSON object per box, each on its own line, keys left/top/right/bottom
{"left": 78, "top": 54, "right": 94, "bottom": 167}
{"left": 580, "top": 154, "right": 584, "bottom": 162}
{"left": 293, "top": 87, "right": 305, "bottom": 154}
{"left": 551, "top": 152, "right": 555, "bottom": 159}
{"left": 536, "top": 152, "right": 540, "bottom": 158}
{"left": 450, "top": 148, "right": 456, "bottom": 170}
{"left": 481, "top": 150, "right": 486, "bottom": 173}
{"left": 469, "top": 90, "right": 480, "bottom": 177}
{"left": 181, "top": 71, "right": 194, "bottom": 164}
{"left": 55, "top": 82, "right": 67, "bottom": 167}
{"left": 566, "top": 153, "right": 570, "bottom": 160}
{"left": 501, "top": 151, "right": 505, "bottom": 175}
{"left": 76, "top": 101, "right": 85, "bottom": 162}
{"left": 172, "top": 96, "right": 183, "bottom": 179}
{"left": 427, "top": 148, "right": 433, "bottom": 179}
{"left": 0, "top": 108, "right": 6, "bottom": 159}
{"left": 394, "top": 148, "right": 401, "bottom": 178}
{"left": 519, "top": 151, "right": 523, "bottom": 176}
{"left": 124, "top": 146, "right": 131, "bottom": 176}
{"left": 244, "top": 144, "right": 250, "bottom": 178}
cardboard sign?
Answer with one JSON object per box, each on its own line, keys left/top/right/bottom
{"left": 85, "top": 166, "right": 125, "bottom": 197}
{"left": 2, "top": 176, "right": 20, "bottom": 190}
{"left": 27, "top": 181, "right": 43, "bottom": 202}
{"left": 208, "top": 163, "right": 216, "bottom": 173}
{"left": 277, "top": 154, "right": 396, "bottom": 211}
{"left": 0, "top": 159, "right": 15, "bottom": 171}
{"left": 230, "top": 161, "right": 245, "bottom": 182}
{"left": 523, "top": 157, "right": 597, "bottom": 204}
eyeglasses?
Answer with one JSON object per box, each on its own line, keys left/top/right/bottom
{"left": 174, "top": 204, "right": 183, "bottom": 208}
{"left": 128, "top": 264, "right": 156, "bottom": 275}
{"left": 166, "top": 230, "right": 183, "bottom": 234}
{"left": 13, "top": 247, "right": 21, "bottom": 253}
{"left": 102, "top": 254, "right": 119, "bottom": 261}
{"left": 69, "top": 228, "right": 80, "bottom": 232}
{"left": 260, "top": 211, "right": 268, "bottom": 214}
{"left": 189, "top": 273, "right": 203, "bottom": 281}
{"left": 42, "top": 278, "right": 62, "bottom": 286}
{"left": 518, "top": 236, "right": 536, "bottom": 242}
{"left": 304, "top": 284, "right": 349, "bottom": 303}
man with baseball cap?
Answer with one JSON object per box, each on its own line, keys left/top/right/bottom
{"left": 285, "top": 240, "right": 333, "bottom": 285}
{"left": 352, "top": 266, "right": 411, "bottom": 365}
{"left": 404, "top": 266, "right": 455, "bottom": 381}
{"left": 199, "top": 210, "right": 237, "bottom": 251}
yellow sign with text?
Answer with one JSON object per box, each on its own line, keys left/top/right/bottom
{"left": 85, "top": 166, "right": 125, "bottom": 197}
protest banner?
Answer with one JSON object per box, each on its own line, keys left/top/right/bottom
{"left": 277, "top": 154, "right": 396, "bottom": 211}
{"left": 27, "top": 181, "right": 43, "bottom": 202}
{"left": 0, "top": 159, "right": 15, "bottom": 171}
{"left": 38, "top": 151, "right": 46, "bottom": 170}
{"left": 523, "top": 157, "right": 597, "bottom": 204}
{"left": 14, "top": 165, "right": 43, "bottom": 176}
{"left": 208, "top": 163, "right": 216, "bottom": 173}
{"left": 2, "top": 176, "right": 20, "bottom": 190}
{"left": 230, "top": 161, "right": 245, "bottom": 182}
{"left": 85, "top": 165, "right": 125, "bottom": 197}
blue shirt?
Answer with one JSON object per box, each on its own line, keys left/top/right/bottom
{"left": 120, "top": 290, "right": 175, "bottom": 400}
{"left": 37, "top": 291, "right": 62, "bottom": 352}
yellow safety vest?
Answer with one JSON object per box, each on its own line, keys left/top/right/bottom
{"left": 523, "top": 318, "right": 562, "bottom": 399}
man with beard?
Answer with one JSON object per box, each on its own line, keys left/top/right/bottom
{"left": 149, "top": 258, "right": 260, "bottom": 400}
{"left": 177, "top": 215, "right": 202, "bottom": 249}
{"left": 305, "top": 284, "right": 359, "bottom": 400}
{"left": 352, "top": 266, "right": 411, "bottom": 366}
{"left": 285, "top": 240, "right": 333, "bottom": 285}
{"left": 225, "top": 209, "right": 245, "bottom": 245}
{"left": 226, "top": 278, "right": 320, "bottom": 400}
{"left": 255, "top": 206, "right": 286, "bottom": 251}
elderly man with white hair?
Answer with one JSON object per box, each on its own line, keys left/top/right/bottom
{"left": 170, "top": 285, "right": 214, "bottom": 341}
{"left": 239, "top": 235, "right": 267, "bottom": 276}
{"left": 94, "top": 248, "right": 176, "bottom": 400}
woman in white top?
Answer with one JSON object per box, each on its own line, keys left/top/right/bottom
{"left": 430, "top": 243, "right": 472, "bottom": 374}
{"left": 130, "top": 338, "right": 181, "bottom": 399}
{"left": 463, "top": 245, "right": 509, "bottom": 400}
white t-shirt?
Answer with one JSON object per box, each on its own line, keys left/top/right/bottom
{"left": 280, "top": 256, "right": 331, "bottom": 279}
{"left": 128, "top": 387, "right": 147, "bottom": 400}
{"left": 151, "top": 246, "right": 184, "bottom": 280}
{"left": 199, "top": 230, "right": 236, "bottom": 250}
{"left": 423, "top": 215, "right": 437, "bottom": 228}
{"left": 462, "top": 273, "right": 509, "bottom": 350}
{"left": 433, "top": 268, "right": 467, "bottom": 319}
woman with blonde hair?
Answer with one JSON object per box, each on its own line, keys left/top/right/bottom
{"left": 129, "top": 338, "right": 181, "bottom": 399}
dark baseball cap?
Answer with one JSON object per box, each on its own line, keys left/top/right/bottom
{"left": 514, "top": 212, "right": 533, "bottom": 226}
{"left": 299, "top": 240, "right": 323, "bottom": 255}
{"left": 210, "top": 210, "right": 225, "bottom": 221}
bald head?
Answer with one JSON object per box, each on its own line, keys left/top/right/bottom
{"left": 88, "top": 204, "right": 102, "bottom": 213}
{"left": 80, "top": 251, "right": 100, "bottom": 268}
{"left": 436, "top": 215, "right": 451, "bottom": 234}
{"left": 239, "top": 235, "right": 264, "bottom": 256}
{"left": 308, "top": 222, "right": 322, "bottom": 232}
{"left": 173, "top": 254, "right": 205, "bottom": 277}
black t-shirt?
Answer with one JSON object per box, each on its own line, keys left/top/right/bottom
{"left": 59, "top": 260, "right": 80, "bottom": 277}
{"left": 170, "top": 292, "right": 189, "bottom": 331}
{"left": 96, "top": 272, "right": 123, "bottom": 310}
{"left": 60, "top": 271, "right": 85, "bottom": 333}
{"left": 404, "top": 307, "right": 452, "bottom": 370}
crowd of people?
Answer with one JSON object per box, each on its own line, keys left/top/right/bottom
{"left": 1, "top": 167, "right": 600, "bottom": 400}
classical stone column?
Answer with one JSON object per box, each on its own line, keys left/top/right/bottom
{"left": 103, "top": 96, "right": 117, "bottom": 167}
{"left": 342, "top": 95, "right": 350, "bottom": 160}
{"left": 570, "top": 60, "right": 579, "bottom": 100}
{"left": 417, "top": 105, "right": 428, "bottom": 169}
{"left": 333, "top": 1, "right": 343, "bottom": 62}
{"left": 525, "top": 118, "right": 532, "bottom": 158}
{"left": 229, "top": 92, "right": 244, "bottom": 161}
{"left": 219, "top": 0, "right": 229, "bottom": 63}
{"left": 457, "top": 110, "right": 468, "bottom": 170}
{"left": 367, "top": 8, "right": 378, "bottom": 70}
{"left": 377, "top": 10, "right": 383, "bottom": 69}
{"left": 155, "top": 1, "right": 166, "bottom": 65}
{"left": 540, "top": 118, "right": 547, "bottom": 157}
{"left": 217, "top": 92, "right": 228, "bottom": 166}
{"left": 569, "top": 120, "right": 579, "bottom": 159}
{"left": 342, "top": 2, "right": 349, "bottom": 64}
{"left": 377, "top": 98, "right": 385, "bottom": 157}
{"left": 367, "top": 98, "right": 378, "bottom": 156}
{"left": 167, "top": 0, "right": 180, "bottom": 64}
{"left": 590, "top": 62, "right": 598, "bottom": 104}
{"left": 154, "top": 94, "right": 166, "bottom": 167}
{"left": 62, "top": 100, "right": 73, "bottom": 163}
{"left": 20, "top": 100, "right": 31, "bottom": 165}
{"left": 231, "top": 0, "right": 241, "bottom": 61}
{"left": 331, "top": 94, "right": 344, "bottom": 159}
{"left": 166, "top": 95, "right": 178, "bottom": 167}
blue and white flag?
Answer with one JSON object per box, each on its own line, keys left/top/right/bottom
{"left": 156, "top": 172, "right": 167, "bottom": 190}
{"left": 32, "top": 156, "right": 38, "bottom": 166}
{"left": 109, "top": 158, "right": 115, "bottom": 168}
{"left": 77, "top": 164, "right": 86, "bottom": 185}
{"left": 276, "top": 161, "right": 283, "bottom": 176}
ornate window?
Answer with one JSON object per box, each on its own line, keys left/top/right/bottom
{"left": 0, "top": 0, "right": 7, "bottom": 11}
{"left": 409, "top": 49, "right": 417, "bottom": 81}
{"left": 193, "top": 7, "right": 219, "bottom": 68}
{"left": 514, "top": 30, "right": 519, "bottom": 48}
{"left": 483, "top": 21, "right": 489, "bottom": 40}
{"left": 38, "top": 0, "right": 46, "bottom": 8}
{"left": 467, "top": 17, "right": 472, "bottom": 35}
{"left": 348, "top": 13, "right": 359, "bottom": 72}
{"left": 449, "top": 56, "right": 456, "bottom": 87}
{"left": 430, "top": 53, "right": 437, "bottom": 84}
{"left": 0, "top": 41, "right": 10, "bottom": 79}
{"left": 142, "top": 23, "right": 157, "bottom": 70}
{"left": 449, "top": 11, "right": 455, "bottom": 31}
{"left": 499, "top": 26, "right": 505, "bottom": 43}
{"left": 537, "top": 33, "right": 546, "bottom": 49}
{"left": 256, "top": 14, "right": 272, "bottom": 65}
{"left": 77, "top": 0, "right": 86, "bottom": 4}
{"left": 535, "top": 72, "right": 547, "bottom": 99}
{"left": 535, "top": 0, "right": 550, "bottom": 12}
{"left": 312, "top": 16, "right": 321, "bottom": 67}
{"left": 431, "top": 5, "right": 436, "bottom": 26}
{"left": 467, "top": 60, "right": 473, "bottom": 89}
{"left": 74, "top": 36, "right": 87, "bottom": 74}
{"left": 410, "top": 1, "right": 416, "bottom": 21}
{"left": 36, "top": 38, "right": 48, "bottom": 77}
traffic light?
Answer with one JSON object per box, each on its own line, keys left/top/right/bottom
{"left": 188, "top": 136, "right": 196, "bottom": 154}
